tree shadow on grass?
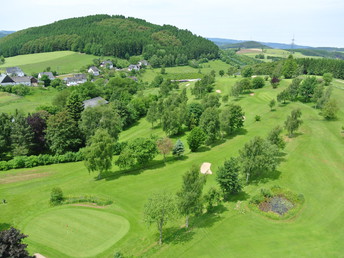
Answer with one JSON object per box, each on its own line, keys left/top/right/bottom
{"left": 250, "top": 170, "right": 282, "bottom": 185}
{"left": 0, "top": 223, "right": 11, "bottom": 231}
{"left": 194, "top": 204, "right": 227, "bottom": 229}
{"left": 224, "top": 128, "right": 248, "bottom": 141}
{"left": 196, "top": 146, "right": 211, "bottom": 153}
{"left": 100, "top": 156, "right": 189, "bottom": 181}
{"left": 225, "top": 191, "right": 250, "bottom": 202}
{"left": 163, "top": 227, "right": 195, "bottom": 245}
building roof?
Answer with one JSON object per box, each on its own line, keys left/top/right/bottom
{"left": 38, "top": 72, "right": 55, "bottom": 80}
{"left": 11, "top": 76, "right": 32, "bottom": 84}
{"left": 6, "top": 67, "right": 24, "bottom": 74}
{"left": 101, "top": 61, "right": 113, "bottom": 65}
{"left": 83, "top": 97, "right": 108, "bottom": 108}
{"left": 0, "top": 74, "right": 15, "bottom": 83}
{"left": 89, "top": 66, "right": 100, "bottom": 72}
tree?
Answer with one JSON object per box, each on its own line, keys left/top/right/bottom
{"left": 199, "top": 107, "right": 220, "bottom": 144}
{"left": 156, "top": 137, "right": 173, "bottom": 161}
{"left": 27, "top": 111, "right": 49, "bottom": 154}
{"left": 0, "top": 227, "right": 34, "bottom": 258}
{"left": 241, "top": 66, "right": 253, "bottom": 77}
{"left": 230, "top": 83, "right": 243, "bottom": 98}
{"left": 219, "top": 70, "right": 225, "bottom": 77}
{"left": 269, "top": 99, "right": 276, "bottom": 111}
{"left": 220, "top": 104, "right": 245, "bottom": 136}
{"left": 46, "top": 110, "right": 83, "bottom": 154}
{"left": 227, "top": 66, "right": 237, "bottom": 77}
{"left": 186, "top": 102, "right": 204, "bottom": 130}
{"left": 172, "top": 139, "right": 184, "bottom": 158}
{"left": 11, "top": 112, "right": 34, "bottom": 156}
{"left": 116, "top": 137, "right": 158, "bottom": 168}
{"left": 40, "top": 74, "right": 51, "bottom": 86}
{"left": 83, "top": 129, "right": 114, "bottom": 178}
{"left": 284, "top": 109, "right": 303, "bottom": 137}
{"left": 201, "top": 94, "right": 220, "bottom": 109}
{"left": 177, "top": 166, "right": 206, "bottom": 228}
{"left": 323, "top": 73, "right": 333, "bottom": 86}
{"left": 79, "top": 105, "right": 122, "bottom": 141}
{"left": 282, "top": 55, "right": 298, "bottom": 79}
{"left": 203, "top": 187, "right": 222, "bottom": 211}
{"left": 321, "top": 99, "right": 339, "bottom": 120}
{"left": 66, "top": 91, "right": 84, "bottom": 122}
{"left": 252, "top": 76, "right": 265, "bottom": 89}
{"left": 0, "top": 113, "right": 12, "bottom": 160}
{"left": 146, "top": 102, "right": 159, "bottom": 128}
{"left": 298, "top": 76, "right": 317, "bottom": 103}
{"left": 312, "top": 84, "right": 324, "bottom": 108}
{"left": 187, "top": 127, "right": 207, "bottom": 152}
{"left": 239, "top": 136, "right": 279, "bottom": 183}
{"left": 50, "top": 187, "right": 64, "bottom": 205}
{"left": 270, "top": 77, "right": 280, "bottom": 88}
{"left": 277, "top": 89, "right": 289, "bottom": 104}
{"left": 316, "top": 86, "right": 332, "bottom": 109}
{"left": 144, "top": 192, "right": 177, "bottom": 245}
{"left": 266, "top": 126, "right": 286, "bottom": 150}
{"left": 216, "top": 157, "right": 242, "bottom": 197}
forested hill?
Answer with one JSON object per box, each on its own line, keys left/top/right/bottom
{"left": 0, "top": 15, "right": 219, "bottom": 63}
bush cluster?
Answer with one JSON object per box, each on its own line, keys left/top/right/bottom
{"left": 0, "top": 151, "right": 83, "bottom": 171}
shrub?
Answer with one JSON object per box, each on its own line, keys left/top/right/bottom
{"left": 255, "top": 115, "right": 261, "bottom": 122}
{"left": 204, "top": 187, "right": 222, "bottom": 211}
{"left": 260, "top": 188, "right": 273, "bottom": 198}
{"left": 50, "top": 187, "right": 64, "bottom": 205}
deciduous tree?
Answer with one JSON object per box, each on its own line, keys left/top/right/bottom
{"left": 187, "top": 127, "right": 207, "bottom": 152}
{"left": 216, "top": 157, "right": 242, "bottom": 197}
{"left": 284, "top": 109, "right": 302, "bottom": 137}
{"left": 0, "top": 227, "right": 33, "bottom": 258}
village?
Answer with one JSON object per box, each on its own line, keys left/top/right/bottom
{"left": 0, "top": 59, "right": 149, "bottom": 87}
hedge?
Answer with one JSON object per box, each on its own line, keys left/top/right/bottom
{"left": 0, "top": 152, "right": 83, "bottom": 171}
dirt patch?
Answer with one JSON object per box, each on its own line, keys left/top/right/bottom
{"left": 70, "top": 203, "right": 107, "bottom": 209}
{"left": 200, "top": 162, "right": 212, "bottom": 175}
{"left": 249, "top": 93, "right": 255, "bottom": 96}
{"left": 259, "top": 196, "right": 294, "bottom": 215}
{"left": 0, "top": 171, "right": 50, "bottom": 184}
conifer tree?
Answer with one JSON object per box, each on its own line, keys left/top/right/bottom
{"left": 66, "top": 91, "right": 84, "bottom": 122}
{"left": 172, "top": 139, "right": 184, "bottom": 158}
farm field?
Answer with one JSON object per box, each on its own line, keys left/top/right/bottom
{"left": 0, "top": 87, "right": 58, "bottom": 114}
{"left": 0, "top": 51, "right": 101, "bottom": 75}
{"left": 1, "top": 75, "right": 343, "bottom": 257}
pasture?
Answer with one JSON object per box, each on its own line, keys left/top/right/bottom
{"left": 1, "top": 76, "right": 343, "bottom": 257}
{"left": 0, "top": 51, "right": 100, "bottom": 75}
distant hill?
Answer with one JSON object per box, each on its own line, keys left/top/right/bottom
{"left": 206, "top": 38, "right": 244, "bottom": 47}
{"left": 221, "top": 41, "right": 271, "bottom": 49}
{"left": 0, "top": 15, "right": 219, "bottom": 64}
{"left": 0, "top": 31, "right": 15, "bottom": 38}
{"left": 292, "top": 48, "right": 344, "bottom": 60}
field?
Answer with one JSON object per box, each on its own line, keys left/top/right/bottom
{"left": 1, "top": 73, "right": 343, "bottom": 257}
{"left": 0, "top": 87, "right": 58, "bottom": 114}
{"left": 0, "top": 51, "right": 101, "bottom": 75}
{"left": 238, "top": 48, "right": 323, "bottom": 61}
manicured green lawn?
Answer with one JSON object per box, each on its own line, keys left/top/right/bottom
{"left": 0, "top": 77, "right": 343, "bottom": 257}
{"left": 0, "top": 51, "right": 100, "bottom": 75}
{"left": 22, "top": 207, "right": 129, "bottom": 257}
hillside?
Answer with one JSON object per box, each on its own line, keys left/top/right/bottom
{"left": 0, "top": 15, "right": 219, "bottom": 64}
{"left": 0, "top": 31, "right": 15, "bottom": 38}
{"left": 221, "top": 41, "right": 271, "bottom": 49}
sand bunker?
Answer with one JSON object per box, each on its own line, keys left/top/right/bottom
{"left": 200, "top": 162, "right": 212, "bottom": 175}
{"left": 216, "top": 90, "right": 222, "bottom": 93}
{"left": 34, "top": 254, "right": 46, "bottom": 258}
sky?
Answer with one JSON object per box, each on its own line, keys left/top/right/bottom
{"left": 1, "top": 0, "right": 343, "bottom": 48}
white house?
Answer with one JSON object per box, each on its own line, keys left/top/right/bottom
{"left": 64, "top": 74, "right": 87, "bottom": 86}
{"left": 38, "top": 72, "right": 55, "bottom": 80}
{"left": 100, "top": 61, "right": 113, "bottom": 69}
{"left": 0, "top": 74, "right": 15, "bottom": 85}
{"left": 88, "top": 66, "right": 100, "bottom": 76}
{"left": 6, "top": 67, "right": 25, "bottom": 77}
{"left": 128, "top": 64, "right": 140, "bottom": 72}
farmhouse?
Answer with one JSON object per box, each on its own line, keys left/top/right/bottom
{"left": 83, "top": 96, "right": 108, "bottom": 108}
{"left": 138, "top": 60, "right": 149, "bottom": 66}
{"left": 0, "top": 74, "right": 15, "bottom": 85}
{"left": 11, "top": 76, "right": 38, "bottom": 86}
{"left": 100, "top": 61, "right": 113, "bottom": 69}
{"left": 64, "top": 74, "right": 87, "bottom": 86}
{"left": 38, "top": 72, "right": 55, "bottom": 80}
{"left": 88, "top": 66, "right": 100, "bottom": 76}
{"left": 6, "top": 67, "right": 25, "bottom": 77}
{"left": 128, "top": 64, "right": 140, "bottom": 71}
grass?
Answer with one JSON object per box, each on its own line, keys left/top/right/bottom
{"left": 0, "top": 87, "right": 58, "bottom": 114}
{"left": 0, "top": 77, "right": 344, "bottom": 257}
{"left": 22, "top": 207, "right": 129, "bottom": 257}
{"left": 0, "top": 51, "right": 101, "bottom": 75}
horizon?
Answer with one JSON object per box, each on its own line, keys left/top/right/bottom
{"left": 1, "top": 0, "right": 343, "bottom": 48}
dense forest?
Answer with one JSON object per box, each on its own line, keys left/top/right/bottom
{"left": 0, "top": 15, "right": 219, "bottom": 66}
{"left": 292, "top": 49, "right": 344, "bottom": 60}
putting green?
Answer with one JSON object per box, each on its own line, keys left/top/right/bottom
{"left": 23, "top": 207, "right": 130, "bottom": 257}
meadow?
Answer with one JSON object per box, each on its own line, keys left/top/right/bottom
{"left": 0, "top": 51, "right": 101, "bottom": 75}
{"left": 1, "top": 73, "right": 343, "bottom": 257}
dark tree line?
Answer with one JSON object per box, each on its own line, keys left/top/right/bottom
{"left": 0, "top": 15, "right": 219, "bottom": 66}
